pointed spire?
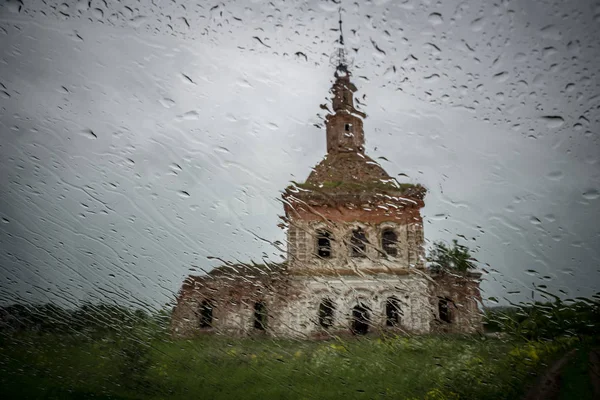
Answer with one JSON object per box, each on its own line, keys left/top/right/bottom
{"left": 334, "top": 7, "right": 349, "bottom": 75}
{"left": 338, "top": 8, "right": 345, "bottom": 48}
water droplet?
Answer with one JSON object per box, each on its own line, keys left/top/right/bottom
{"left": 540, "top": 24, "right": 561, "bottom": 40}
{"left": 560, "top": 268, "right": 574, "bottom": 275}
{"left": 253, "top": 36, "right": 271, "bottom": 48}
{"left": 92, "top": 8, "right": 104, "bottom": 19}
{"left": 80, "top": 129, "right": 97, "bottom": 139}
{"left": 425, "top": 43, "right": 441, "bottom": 55}
{"left": 178, "top": 17, "right": 190, "bottom": 29}
{"left": 370, "top": 39, "right": 386, "bottom": 56}
{"left": 542, "top": 47, "right": 557, "bottom": 58}
{"left": 546, "top": 171, "right": 563, "bottom": 181}
{"left": 423, "top": 74, "right": 440, "bottom": 83}
{"left": 5, "top": 0, "right": 24, "bottom": 13}
{"left": 470, "top": 17, "right": 484, "bottom": 32}
{"left": 128, "top": 15, "right": 149, "bottom": 28}
{"left": 582, "top": 189, "right": 599, "bottom": 200}
{"left": 108, "top": 13, "right": 119, "bottom": 23}
{"left": 295, "top": 51, "right": 307, "bottom": 61}
{"left": 541, "top": 116, "right": 565, "bottom": 129}
{"left": 160, "top": 98, "right": 175, "bottom": 108}
{"left": 236, "top": 79, "right": 252, "bottom": 89}
{"left": 431, "top": 214, "right": 448, "bottom": 221}
{"left": 180, "top": 73, "right": 195, "bottom": 84}
{"left": 215, "top": 146, "right": 230, "bottom": 154}
{"left": 492, "top": 72, "right": 509, "bottom": 83}
{"left": 180, "top": 111, "right": 199, "bottom": 120}
{"left": 428, "top": 12, "right": 443, "bottom": 26}
{"left": 514, "top": 53, "right": 527, "bottom": 62}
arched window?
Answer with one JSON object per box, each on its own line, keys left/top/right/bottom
{"left": 351, "top": 304, "right": 370, "bottom": 335}
{"left": 382, "top": 229, "right": 398, "bottom": 257}
{"left": 385, "top": 298, "right": 402, "bottom": 327}
{"left": 318, "top": 299, "right": 335, "bottom": 328}
{"left": 253, "top": 301, "right": 267, "bottom": 330}
{"left": 199, "top": 300, "right": 213, "bottom": 328}
{"left": 350, "top": 228, "right": 368, "bottom": 258}
{"left": 316, "top": 230, "right": 332, "bottom": 258}
{"left": 438, "top": 298, "right": 452, "bottom": 323}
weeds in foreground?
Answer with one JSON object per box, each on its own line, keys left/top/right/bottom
{"left": 0, "top": 333, "right": 583, "bottom": 400}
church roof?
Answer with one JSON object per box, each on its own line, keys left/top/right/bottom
{"left": 286, "top": 152, "right": 426, "bottom": 202}
{"left": 179, "top": 262, "right": 288, "bottom": 292}
{"left": 207, "top": 262, "right": 287, "bottom": 279}
{"left": 305, "top": 152, "right": 391, "bottom": 186}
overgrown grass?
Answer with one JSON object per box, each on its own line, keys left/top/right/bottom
{"left": 558, "top": 346, "right": 595, "bottom": 400}
{"left": 0, "top": 332, "right": 581, "bottom": 400}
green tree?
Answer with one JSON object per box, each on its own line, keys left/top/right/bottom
{"left": 427, "top": 239, "right": 477, "bottom": 273}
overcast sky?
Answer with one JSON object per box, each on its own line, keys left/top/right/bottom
{"left": 0, "top": 0, "right": 598, "bottom": 310}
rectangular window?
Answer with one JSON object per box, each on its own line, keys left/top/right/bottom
{"left": 344, "top": 123, "right": 352, "bottom": 132}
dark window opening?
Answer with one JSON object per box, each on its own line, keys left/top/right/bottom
{"left": 253, "top": 301, "right": 267, "bottom": 330}
{"left": 350, "top": 228, "right": 368, "bottom": 258}
{"left": 199, "top": 300, "right": 213, "bottom": 328}
{"left": 344, "top": 123, "right": 352, "bottom": 132}
{"left": 351, "top": 304, "right": 370, "bottom": 335}
{"left": 316, "top": 230, "right": 332, "bottom": 258}
{"left": 318, "top": 299, "right": 335, "bottom": 329}
{"left": 439, "top": 298, "right": 452, "bottom": 323}
{"left": 382, "top": 229, "right": 398, "bottom": 257}
{"left": 385, "top": 298, "right": 402, "bottom": 327}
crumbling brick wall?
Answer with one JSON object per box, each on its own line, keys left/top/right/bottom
{"left": 429, "top": 271, "right": 483, "bottom": 334}
{"left": 171, "top": 271, "right": 435, "bottom": 339}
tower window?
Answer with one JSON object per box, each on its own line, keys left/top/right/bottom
{"left": 199, "top": 300, "right": 213, "bottom": 328}
{"left": 385, "top": 298, "right": 402, "bottom": 327}
{"left": 318, "top": 299, "right": 335, "bottom": 328}
{"left": 316, "top": 230, "right": 332, "bottom": 258}
{"left": 438, "top": 298, "right": 452, "bottom": 323}
{"left": 344, "top": 123, "right": 352, "bottom": 132}
{"left": 253, "top": 301, "right": 267, "bottom": 330}
{"left": 382, "top": 229, "right": 398, "bottom": 257}
{"left": 350, "top": 228, "right": 368, "bottom": 258}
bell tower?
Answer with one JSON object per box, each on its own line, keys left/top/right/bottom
{"left": 282, "top": 9, "right": 427, "bottom": 277}
{"left": 325, "top": 13, "right": 366, "bottom": 154}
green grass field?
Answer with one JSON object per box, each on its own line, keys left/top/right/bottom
{"left": 0, "top": 331, "right": 580, "bottom": 400}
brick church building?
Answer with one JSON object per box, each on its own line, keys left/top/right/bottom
{"left": 171, "top": 34, "right": 482, "bottom": 338}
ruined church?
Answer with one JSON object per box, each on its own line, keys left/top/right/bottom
{"left": 171, "top": 26, "right": 482, "bottom": 338}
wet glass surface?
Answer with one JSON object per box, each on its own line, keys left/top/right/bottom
{"left": 0, "top": 1, "right": 599, "bottom": 399}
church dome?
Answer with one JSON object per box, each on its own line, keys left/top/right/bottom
{"left": 305, "top": 152, "right": 392, "bottom": 187}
